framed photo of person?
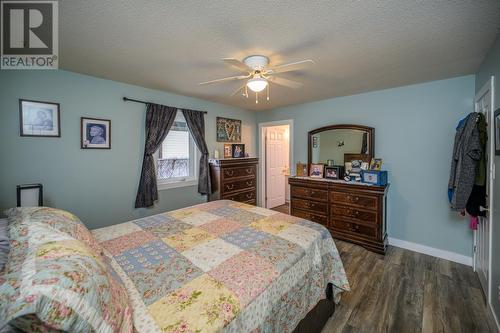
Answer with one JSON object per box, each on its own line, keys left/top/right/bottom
{"left": 325, "top": 166, "right": 343, "bottom": 179}
{"left": 309, "top": 163, "right": 324, "bottom": 178}
{"left": 19, "top": 99, "right": 61, "bottom": 137}
{"left": 231, "top": 144, "right": 245, "bottom": 158}
{"left": 81, "top": 117, "right": 111, "bottom": 149}
{"left": 223, "top": 144, "right": 232, "bottom": 158}
{"left": 369, "top": 158, "right": 383, "bottom": 170}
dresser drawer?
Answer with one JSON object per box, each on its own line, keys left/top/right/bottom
{"left": 291, "top": 198, "right": 327, "bottom": 213}
{"left": 222, "top": 166, "right": 256, "bottom": 179}
{"left": 222, "top": 178, "right": 256, "bottom": 194}
{"left": 331, "top": 206, "right": 377, "bottom": 224}
{"left": 291, "top": 208, "right": 328, "bottom": 226}
{"left": 223, "top": 189, "right": 256, "bottom": 202}
{"left": 330, "top": 220, "right": 377, "bottom": 239}
{"left": 331, "top": 191, "right": 378, "bottom": 210}
{"left": 291, "top": 186, "right": 328, "bottom": 202}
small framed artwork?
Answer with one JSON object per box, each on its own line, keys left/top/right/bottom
{"left": 325, "top": 166, "right": 344, "bottom": 179}
{"left": 223, "top": 144, "right": 232, "bottom": 158}
{"left": 309, "top": 163, "right": 324, "bottom": 178}
{"left": 231, "top": 144, "right": 245, "bottom": 158}
{"left": 19, "top": 99, "right": 60, "bottom": 137}
{"left": 369, "top": 158, "right": 383, "bottom": 170}
{"left": 296, "top": 162, "right": 308, "bottom": 177}
{"left": 495, "top": 108, "right": 500, "bottom": 155}
{"left": 81, "top": 117, "right": 111, "bottom": 149}
{"left": 217, "top": 117, "right": 242, "bottom": 142}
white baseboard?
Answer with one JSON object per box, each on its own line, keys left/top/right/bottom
{"left": 388, "top": 237, "right": 473, "bottom": 266}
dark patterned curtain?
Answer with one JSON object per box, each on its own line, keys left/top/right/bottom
{"left": 182, "top": 109, "right": 211, "bottom": 195}
{"left": 135, "top": 103, "right": 177, "bottom": 208}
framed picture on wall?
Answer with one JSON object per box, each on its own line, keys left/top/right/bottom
{"left": 19, "top": 99, "right": 61, "bottom": 137}
{"left": 495, "top": 108, "right": 500, "bottom": 155}
{"left": 216, "top": 117, "right": 242, "bottom": 142}
{"left": 81, "top": 117, "right": 111, "bottom": 149}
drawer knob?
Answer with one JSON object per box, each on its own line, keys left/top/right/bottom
{"left": 226, "top": 170, "right": 234, "bottom": 176}
{"left": 246, "top": 181, "right": 253, "bottom": 186}
{"left": 226, "top": 184, "right": 234, "bottom": 190}
{"left": 246, "top": 193, "right": 253, "bottom": 199}
{"left": 246, "top": 168, "right": 253, "bottom": 174}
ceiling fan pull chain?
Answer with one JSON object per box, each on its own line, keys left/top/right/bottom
{"left": 267, "top": 84, "right": 270, "bottom": 101}
{"left": 255, "top": 92, "right": 258, "bottom": 104}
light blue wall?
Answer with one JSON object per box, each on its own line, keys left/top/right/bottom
{"left": 475, "top": 34, "right": 500, "bottom": 323}
{"left": 257, "top": 75, "right": 475, "bottom": 256}
{"left": 0, "top": 70, "right": 256, "bottom": 229}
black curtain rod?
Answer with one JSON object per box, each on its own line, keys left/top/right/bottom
{"left": 123, "top": 97, "right": 207, "bottom": 114}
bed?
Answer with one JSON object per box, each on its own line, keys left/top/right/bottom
{"left": 0, "top": 200, "right": 349, "bottom": 333}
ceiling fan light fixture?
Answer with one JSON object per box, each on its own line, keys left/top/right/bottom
{"left": 246, "top": 77, "right": 268, "bottom": 92}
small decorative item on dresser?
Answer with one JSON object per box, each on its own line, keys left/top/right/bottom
{"left": 296, "top": 162, "right": 308, "bottom": 177}
{"left": 326, "top": 159, "right": 335, "bottom": 166}
{"left": 223, "top": 144, "right": 232, "bottom": 158}
{"left": 231, "top": 144, "right": 245, "bottom": 158}
{"left": 19, "top": 99, "right": 60, "bottom": 137}
{"left": 309, "top": 163, "right": 324, "bottom": 178}
{"left": 81, "top": 117, "right": 111, "bottom": 149}
{"left": 325, "top": 166, "right": 344, "bottom": 179}
{"left": 369, "top": 158, "right": 383, "bottom": 170}
{"left": 361, "top": 170, "right": 388, "bottom": 186}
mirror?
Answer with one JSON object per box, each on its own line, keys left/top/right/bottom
{"left": 308, "top": 124, "right": 374, "bottom": 165}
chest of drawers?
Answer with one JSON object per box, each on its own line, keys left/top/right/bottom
{"left": 208, "top": 158, "right": 258, "bottom": 205}
{"left": 289, "top": 177, "right": 388, "bottom": 254}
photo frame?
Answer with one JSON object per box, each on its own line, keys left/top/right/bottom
{"left": 325, "top": 166, "right": 343, "bottom": 180}
{"left": 369, "top": 158, "right": 383, "bottom": 170}
{"left": 81, "top": 117, "right": 111, "bottom": 149}
{"left": 223, "top": 144, "right": 232, "bottom": 158}
{"left": 495, "top": 108, "right": 500, "bottom": 155}
{"left": 296, "top": 162, "right": 308, "bottom": 177}
{"left": 217, "top": 117, "right": 242, "bottom": 142}
{"left": 309, "top": 163, "right": 324, "bottom": 178}
{"left": 19, "top": 99, "right": 60, "bottom": 137}
{"left": 231, "top": 144, "right": 245, "bottom": 158}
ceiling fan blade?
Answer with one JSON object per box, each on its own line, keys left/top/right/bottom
{"left": 222, "top": 58, "right": 252, "bottom": 72}
{"left": 199, "top": 75, "right": 248, "bottom": 85}
{"left": 266, "top": 59, "right": 314, "bottom": 74}
{"left": 270, "top": 76, "right": 303, "bottom": 89}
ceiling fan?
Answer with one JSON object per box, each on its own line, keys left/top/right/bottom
{"left": 199, "top": 55, "right": 314, "bottom": 103}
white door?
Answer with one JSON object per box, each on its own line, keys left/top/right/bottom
{"left": 474, "top": 77, "right": 495, "bottom": 303}
{"left": 266, "top": 126, "right": 289, "bottom": 208}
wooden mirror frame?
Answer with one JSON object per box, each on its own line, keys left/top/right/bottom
{"left": 307, "top": 124, "right": 375, "bottom": 165}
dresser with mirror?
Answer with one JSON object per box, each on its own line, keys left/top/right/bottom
{"left": 289, "top": 124, "right": 389, "bottom": 254}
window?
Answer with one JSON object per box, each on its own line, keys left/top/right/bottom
{"left": 156, "top": 112, "right": 198, "bottom": 189}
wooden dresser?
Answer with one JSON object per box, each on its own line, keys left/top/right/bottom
{"left": 208, "top": 158, "right": 258, "bottom": 205}
{"left": 289, "top": 176, "right": 388, "bottom": 254}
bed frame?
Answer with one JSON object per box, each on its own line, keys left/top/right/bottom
{"left": 293, "top": 283, "right": 335, "bottom": 333}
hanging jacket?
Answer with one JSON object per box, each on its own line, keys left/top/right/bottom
{"left": 448, "top": 112, "right": 482, "bottom": 210}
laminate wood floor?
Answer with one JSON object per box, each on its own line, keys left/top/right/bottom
{"left": 322, "top": 240, "right": 498, "bottom": 333}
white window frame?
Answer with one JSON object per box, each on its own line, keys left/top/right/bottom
{"left": 155, "top": 113, "right": 199, "bottom": 190}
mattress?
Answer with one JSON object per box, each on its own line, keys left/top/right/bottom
{"left": 91, "top": 200, "right": 349, "bottom": 333}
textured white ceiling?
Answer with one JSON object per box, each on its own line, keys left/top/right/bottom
{"left": 60, "top": 0, "right": 500, "bottom": 111}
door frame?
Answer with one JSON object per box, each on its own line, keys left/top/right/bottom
{"left": 473, "top": 76, "right": 495, "bottom": 304}
{"left": 258, "top": 119, "right": 294, "bottom": 208}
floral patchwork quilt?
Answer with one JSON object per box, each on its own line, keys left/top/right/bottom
{"left": 92, "top": 200, "right": 349, "bottom": 333}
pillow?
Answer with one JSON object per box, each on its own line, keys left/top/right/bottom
{"left": 5, "top": 207, "right": 103, "bottom": 255}
{"left": 0, "top": 216, "right": 133, "bottom": 332}
{"left": 0, "top": 219, "right": 8, "bottom": 272}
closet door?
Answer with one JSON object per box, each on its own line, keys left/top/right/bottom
{"left": 473, "top": 76, "right": 495, "bottom": 303}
